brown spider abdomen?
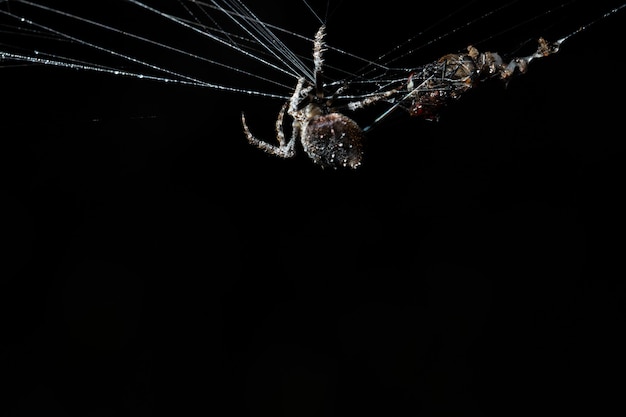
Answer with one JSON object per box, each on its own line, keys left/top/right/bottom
{"left": 302, "top": 112, "right": 365, "bottom": 169}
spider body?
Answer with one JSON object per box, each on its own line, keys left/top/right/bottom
{"left": 300, "top": 108, "right": 365, "bottom": 169}
{"left": 241, "top": 74, "right": 367, "bottom": 169}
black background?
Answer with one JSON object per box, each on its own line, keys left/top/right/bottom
{"left": 2, "top": 1, "right": 626, "bottom": 416}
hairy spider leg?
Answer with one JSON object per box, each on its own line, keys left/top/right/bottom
{"left": 241, "top": 77, "right": 313, "bottom": 158}
{"left": 241, "top": 103, "right": 295, "bottom": 158}
{"left": 312, "top": 25, "right": 326, "bottom": 101}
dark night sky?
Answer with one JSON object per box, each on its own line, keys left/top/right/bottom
{"left": 2, "top": 1, "right": 626, "bottom": 416}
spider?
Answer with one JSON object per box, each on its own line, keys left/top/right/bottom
{"left": 241, "top": 26, "right": 562, "bottom": 169}
{"left": 241, "top": 25, "right": 395, "bottom": 169}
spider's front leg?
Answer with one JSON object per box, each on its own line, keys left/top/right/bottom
{"left": 241, "top": 103, "right": 296, "bottom": 159}
{"left": 241, "top": 77, "right": 311, "bottom": 159}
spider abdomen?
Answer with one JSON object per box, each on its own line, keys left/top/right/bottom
{"left": 301, "top": 112, "right": 365, "bottom": 169}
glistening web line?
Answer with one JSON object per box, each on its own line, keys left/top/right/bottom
{"left": 0, "top": 1, "right": 517, "bottom": 98}
{"left": 0, "top": 0, "right": 325, "bottom": 99}
{"left": 1, "top": 1, "right": 625, "bottom": 128}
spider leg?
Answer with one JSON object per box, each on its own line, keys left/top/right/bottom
{"left": 346, "top": 88, "right": 401, "bottom": 112}
{"left": 313, "top": 25, "right": 326, "bottom": 99}
{"left": 241, "top": 103, "right": 296, "bottom": 159}
{"left": 288, "top": 78, "right": 311, "bottom": 116}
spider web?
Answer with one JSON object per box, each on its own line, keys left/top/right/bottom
{"left": 0, "top": 0, "right": 624, "bottom": 130}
